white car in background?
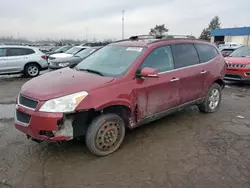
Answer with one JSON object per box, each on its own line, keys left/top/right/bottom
{"left": 219, "top": 42, "right": 243, "bottom": 51}
{"left": 0, "top": 45, "right": 48, "bottom": 77}
{"left": 48, "top": 46, "right": 89, "bottom": 63}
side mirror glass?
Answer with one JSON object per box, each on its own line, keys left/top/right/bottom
{"left": 138, "top": 67, "right": 159, "bottom": 78}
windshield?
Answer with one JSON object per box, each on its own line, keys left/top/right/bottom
{"left": 229, "top": 46, "right": 250, "bottom": 57}
{"left": 75, "top": 45, "right": 145, "bottom": 77}
{"left": 65, "top": 46, "right": 84, "bottom": 54}
{"left": 54, "top": 46, "right": 72, "bottom": 53}
{"left": 75, "top": 48, "right": 98, "bottom": 58}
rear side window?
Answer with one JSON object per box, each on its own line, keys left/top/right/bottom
{"left": 6, "top": 48, "right": 35, "bottom": 56}
{"left": 195, "top": 44, "right": 218, "bottom": 63}
{"left": 0, "top": 48, "right": 7, "bottom": 57}
{"left": 171, "top": 44, "right": 199, "bottom": 69}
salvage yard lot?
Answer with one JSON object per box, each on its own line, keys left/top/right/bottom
{"left": 0, "top": 75, "right": 250, "bottom": 188}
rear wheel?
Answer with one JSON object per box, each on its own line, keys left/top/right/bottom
{"left": 24, "top": 63, "right": 40, "bottom": 77}
{"left": 85, "top": 114, "right": 125, "bottom": 156}
{"left": 198, "top": 83, "right": 222, "bottom": 113}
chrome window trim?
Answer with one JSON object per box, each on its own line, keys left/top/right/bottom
{"left": 158, "top": 56, "right": 216, "bottom": 75}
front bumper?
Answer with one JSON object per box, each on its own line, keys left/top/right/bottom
{"left": 14, "top": 104, "right": 71, "bottom": 142}
{"left": 224, "top": 69, "right": 250, "bottom": 82}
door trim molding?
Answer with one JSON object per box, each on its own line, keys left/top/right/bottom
{"left": 135, "top": 98, "right": 204, "bottom": 128}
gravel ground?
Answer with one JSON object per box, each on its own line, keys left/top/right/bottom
{"left": 0, "top": 74, "right": 250, "bottom": 188}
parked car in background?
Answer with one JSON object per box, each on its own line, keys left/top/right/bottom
{"left": 46, "top": 45, "right": 73, "bottom": 55}
{"left": 15, "top": 35, "right": 226, "bottom": 156}
{"left": 224, "top": 46, "right": 250, "bottom": 82}
{"left": 48, "top": 46, "right": 89, "bottom": 62}
{"left": 220, "top": 48, "right": 235, "bottom": 57}
{"left": 48, "top": 46, "right": 101, "bottom": 70}
{"left": 219, "top": 42, "right": 242, "bottom": 51}
{"left": 0, "top": 46, "right": 48, "bottom": 77}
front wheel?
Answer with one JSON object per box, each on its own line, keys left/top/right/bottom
{"left": 85, "top": 114, "right": 126, "bottom": 156}
{"left": 198, "top": 83, "right": 222, "bottom": 113}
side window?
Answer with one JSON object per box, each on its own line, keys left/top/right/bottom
{"left": 6, "top": 48, "right": 33, "bottom": 56}
{"left": 139, "top": 46, "right": 174, "bottom": 73}
{"left": 0, "top": 48, "right": 7, "bottom": 57}
{"left": 23, "top": 48, "right": 35, "bottom": 55}
{"left": 195, "top": 44, "right": 218, "bottom": 63}
{"left": 171, "top": 44, "right": 199, "bottom": 69}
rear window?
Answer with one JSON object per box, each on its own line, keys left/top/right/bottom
{"left": 6, "top": 48, "right": 35, "bottom": 56}
{"left": 171, "top": 44, "right": 199, "bottom": 69}
{"left": 195, "top": 44, "right": 218, "bottom": 63}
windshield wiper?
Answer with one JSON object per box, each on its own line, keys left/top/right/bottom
{"left": 77, "top": 68, "right": 104, "bottom": 76}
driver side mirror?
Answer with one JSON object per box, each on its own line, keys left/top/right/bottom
{"left": 137, "top": 67, "right": 159, "bottom": 78}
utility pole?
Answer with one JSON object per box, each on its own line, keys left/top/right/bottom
{"left": 122, "top": 10, "right": 125, "bottom": 39}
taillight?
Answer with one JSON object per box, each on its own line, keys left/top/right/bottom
{"left": 41, "top": 55, "right": 47, "bottom": 60}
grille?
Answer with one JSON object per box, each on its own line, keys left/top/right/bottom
{"left": 49, "top": 56, "right": 56, "bottom": 60}
{"left": 19, "top": 94, "right": 38, "bottom": 109}
{"left": 227, "top": 63, "right": 246, "bottom": 68}
{"left": 16, "top": 110, "right": 31, "bottom": 124}
{"left": 50, "top": 62, "right": 59, "bottom": 66}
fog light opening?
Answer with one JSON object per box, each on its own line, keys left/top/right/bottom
{"left": 245, "top": 72, "right": 250, "bottom": 77}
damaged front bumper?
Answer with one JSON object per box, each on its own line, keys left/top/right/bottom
{"left": 15, "top": 104, "right": 74, "bottom": 142}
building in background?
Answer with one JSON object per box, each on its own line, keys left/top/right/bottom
{"left": 211, "top": 27, "right": 250, "bottom": 46}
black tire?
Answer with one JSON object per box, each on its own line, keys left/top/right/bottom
{"left": 198, "top": 83, "right": 222, "bottom": 113}
{"left": 85, "top": 113, "right": 126, "bottom": 157}
{"left": 24, "top": 63, "right": 40, "bottom": 77}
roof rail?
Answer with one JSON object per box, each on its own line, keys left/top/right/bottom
{"left": 112, "top": 34, "right": 197, "bottom": 44}
{"left": 164, "top": 35, "right": 196, "bottom": 39}
{"left": 129, "top": 35, "right": 165, "bottom": 40}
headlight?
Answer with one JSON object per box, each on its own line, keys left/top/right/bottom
{"left": 58, "top": 62, "right": 70, "bottom": 67}
{"left": 245, "top": 64, "right": 250, "bottom": 68}
{"left": 39, "top": 91, "right": 88, "bottom": 112}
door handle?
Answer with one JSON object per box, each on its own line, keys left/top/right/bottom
{"left": 170, "top": 77, "right": 179, "bottom": 82}
{"left": 200, "top": 70, "right": 207, "bottom": 74}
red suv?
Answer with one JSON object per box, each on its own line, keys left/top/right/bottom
{"left": 224, "top": 46, "right": 250, "bottom": 82}
{"left": 15, "top": 35, "right": 226, "bottom": 156}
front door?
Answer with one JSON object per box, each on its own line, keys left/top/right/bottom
{"left": 171, "top": 43, "right": 203, "bottom": 104}
{"left": 135, "top": 45, "right": 180, "bottom": 120}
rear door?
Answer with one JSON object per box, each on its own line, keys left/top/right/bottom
{"left": 0, "top": 48, "right": 7, "bottom": 73}
{"left": 171, "top": 43, "right": 203, "bottom": 105}
{"left": 194, "top": 43, "right": 220, "bottom": 97}
{"left": 5, "top": 48, "right": 33, "bottom": 72}
{"left": 135, "top": 45, "right": 180, "bottom": 119}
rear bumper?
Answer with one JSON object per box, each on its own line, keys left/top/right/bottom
{"left": 14, "top": 105, "right": 71, "bottom": 142}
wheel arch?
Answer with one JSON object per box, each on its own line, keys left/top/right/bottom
{"left": 213, "top": 78, "right": 225, "bottom": 89}
{"left": 23, "top": 62, "right": 42, "bottom": 71}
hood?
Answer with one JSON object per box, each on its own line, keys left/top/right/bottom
{"left": 52, "top": 56, "right": 81, "bottom": 63}
{"left": 225, "top": 57, "right": 250, "bottom": 64}
{"left": 21, "top": 68, "right": 114, "bottom": 101}
{"left": 50, "top": 53, "right": 73, "bottom": 59}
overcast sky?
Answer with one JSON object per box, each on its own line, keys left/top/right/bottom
{"left": 0, "top": 0, "right": 249, "bottom": 41}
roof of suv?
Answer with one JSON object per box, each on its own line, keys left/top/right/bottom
{"left": 111, "top": 35, "right": 210, "bottom": 47}
{"left": 0, "top": 45, "right": 39, "bottom": 49}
